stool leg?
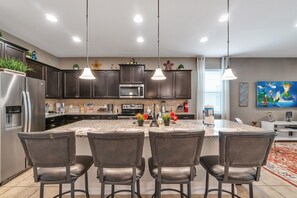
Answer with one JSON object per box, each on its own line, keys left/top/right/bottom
{"left": 204, "top": 172, "right": 209, "bottom": 198}
{"left": 111, "top": 185, "right": 115, "bottom": 198}
{"left": 137, "top": 180, "right": 141, "bottom": 198}
{"left": 101, "top": 182, "right": 105, "bottom": 198}
{"left": 187, "top": 182, "right": 191, "bottom": 198}
{"left": 85, "top": 173, "right": 90, "bottom": 198}
{"left": 70, "top": 181, "right": 75, "bottom": 198}
{"left": 180, "top": 184, "right": 184, "bottom": 198}
{"left": 157, "top": 181, "right": 161, "bottom": 198}
{"left": 40, "top": 183, "right": 44, "bottom": 198}
{"left": 131, "top": 182, "right": 135, "bottom": 198}
{"left": 249, "top": 183, "right": 254, "bottom": 198}
{"left": 59, "top": 184, "right": 62, "bottom": 198}
{"left": 218, "top": 181, "right": 222, "bottom": 198}
{"left": 231, "top": 184, "right": 235, "bottom": 198}
{"left": 154, "top": 179, "right": 157, "bottom": 198}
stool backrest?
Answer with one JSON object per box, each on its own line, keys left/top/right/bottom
{"left": 18, "top": 131, "right": 76, "bottom": 167}
{"left": 88, "top": 131, "right": 144, "bottom": 168}
{"left": 149, "top": 130, "right": 205, "bottom": 166}
{"left": 219, "top": 131, "right": 276, "bottom": 167}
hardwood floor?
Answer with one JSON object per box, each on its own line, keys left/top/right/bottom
{"left": 0, "top": 168, "right": 296, "bottom": 198}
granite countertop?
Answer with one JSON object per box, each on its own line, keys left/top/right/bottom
{"left": 47, "top": 119, "right": 264, "bottom": 137}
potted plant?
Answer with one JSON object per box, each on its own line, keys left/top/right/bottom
{"left": 162, "top": 113, "right": 171, "bottom": 126}
{"left": 136, "top": 113, "right": 148, "bottom": 126}
{"left": 0, "top": 57, "right": 32, "bottom": 75}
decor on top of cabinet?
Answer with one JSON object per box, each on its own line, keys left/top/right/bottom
{"left": 163, "top": 60, "right": 174, "bottom": 70}
{"left": 127, "top": 58, "right": 139, "bottom": 64}
{"left": 257, "top": 81, "right": 297, "bottom": 108}
{"left": 73, "top": 64, "right": 79, "bottom": 70}
{"left": 177, "top": 64, "right": 184, "bottom": 70}
{"left": 0, "top": 57, "right": 32, "bottom": 75}
{"left": 26, "top": 51, "right": 32, "bottom": 58}
{"left": 91, "top": 60, "right": 102, "bottom": 70}
{"left": 31, "top": 51, "right": 37, "bottom": 60}
{"left": 0, "top": 32, "right": 2, "bottom": 37}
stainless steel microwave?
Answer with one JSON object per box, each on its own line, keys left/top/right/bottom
{"left": 119, "top": 84, "right": 144, "bottom": 98}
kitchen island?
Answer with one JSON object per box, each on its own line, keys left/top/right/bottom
{"left": 48, "top": 120, "right": 264, "bottom": 195}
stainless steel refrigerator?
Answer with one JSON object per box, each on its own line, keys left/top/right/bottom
{"left": 0, "top": 72, "right": 45, "bottom": 184}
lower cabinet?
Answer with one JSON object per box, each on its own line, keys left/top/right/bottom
{"left": 176, "top": 114, "right": 195, "bottom": 119}
{"left": 45, "top": 115, "right": 66, "bottom": 130}
{"left": 66, "top": 115, "right": 84, "bottom": 124}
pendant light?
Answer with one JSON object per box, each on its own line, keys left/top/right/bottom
{"left": 221, "top": 0, "right": 237, "bottom": 80}
{"left": 79, "top": 0, "right": 95, "bottom": 80}
{"left": 151, "top": 0, "right": 166, "bottom": 80}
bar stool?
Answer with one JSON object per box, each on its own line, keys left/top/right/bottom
{"left": 87, "top": 131, "right": 145, "bottom": 198}
{"left": 200, "top": 131, "right": 276, "bottom": 198}
{"left": 148, "top": 130, "right": 205, "bottom": 198}
{"left": 18, "top": 131, "right": 93, "bottom": 198}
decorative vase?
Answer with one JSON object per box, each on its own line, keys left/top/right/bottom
{"left": 138, "top": 120, "right": 144, "bottom": 127}
{"left": 164, "top": 120, "right": 170, "bottom": 126}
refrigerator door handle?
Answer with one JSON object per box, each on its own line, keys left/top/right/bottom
{"left": 22, "top": 91, "right": 28, "bottom": 132}
{"left": 26, "top": 91, "right": 32, "bottom": 132}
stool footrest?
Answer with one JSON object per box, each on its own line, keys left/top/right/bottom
{"left": 53, "top": 189, "right": 90, "bottom": 198}
{"left": 205, "top": 188, "right": 241, "bottom": 198}
{"left": 151, "top": 188, "right": 189, "bottom": 198}
{"left": 106, "top": 190, "right": 142, "bottom": 198}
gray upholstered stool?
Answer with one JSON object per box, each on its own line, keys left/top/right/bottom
{"left": 148, "top": 130, "right": 205, "bottom": 198}
{"left": 87, "top": 131, "right": 145, "bottom": 198}
{"left": 18, "top": 131, "right": 93, "bottom": 198}
{"left": 200, "top": 131, "right": 276, "bottom": 198}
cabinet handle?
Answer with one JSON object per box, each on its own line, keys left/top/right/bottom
{"left": 73, "top": 116, "right": 78, "bottom": 119}
{"left": 50, "top": 124, "right": 56, "bottom": 127}
{"left": 50, "top": 119, "right": 55, "bottom": 122}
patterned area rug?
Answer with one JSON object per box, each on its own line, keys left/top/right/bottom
{"left": 264, "top": 142, "right": 297, "bottom": 187}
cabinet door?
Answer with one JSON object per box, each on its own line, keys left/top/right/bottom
{"left": 0, "top": 41, "right": 3, "bottom": 58}
{"left": 4, "top": 44, "right": 25, "bottom": 62}
{"left": 46, "top": 67, "right": 61, "bottom": 98}
{"left": 79, "top": 78, "right": 92, "bottom": 98}
{"left": 132, "top": 66, "right": 144, "bottom": 83}
{"left": 120, "top": 66, "right": 133, "bottom": 84}
{"left": 26, "top": 59, "right": 45, "bottom": 80}
{"left": 106, "top": 71, "right": 119, "bottom": 98}
{"left": 93, "top": 71, "right": 106, "bottom": 98}
{"left": 159, "top": 71, "right": 175, "bottom": 99}
{"left": 144, "top": 71, "right": 159, "bottom": 99}
{"left": 64, "top": 71, "right": 79, "bottom": 98}
{"left": 175, "top": 71, "right": 191, "bottom": 99}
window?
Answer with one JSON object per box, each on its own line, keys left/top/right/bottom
{"left": 204, "top": 69, "right": 222, "bottom": 113}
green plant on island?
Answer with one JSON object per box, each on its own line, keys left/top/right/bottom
{"left": 0, "top": 57, "right": 33, "bottom": 73}
{"left": 162, "top": 113, "right": 171, "bottom": 121}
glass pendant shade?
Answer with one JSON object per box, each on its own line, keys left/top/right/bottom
{"left": 221, "top": 68, "right": 237, "bottom": 80}
{"left": 151, "top": 68, "right": 166, "bottom": 80}
{"left": 79, "top": 67, "right": 95, "bottom": 79}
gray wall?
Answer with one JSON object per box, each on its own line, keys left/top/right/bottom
{"left": 230, "top": 58, "right": 297, "bottom": 126}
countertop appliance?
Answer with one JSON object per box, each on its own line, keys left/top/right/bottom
{"left": 119, "top": 84, "right": 144, "bottom": 99}
{"left": 118, "top": 104, "right": 144, "bottom": 119}
{"left": 0, "top": 73, "right": 45, "bottom": 184}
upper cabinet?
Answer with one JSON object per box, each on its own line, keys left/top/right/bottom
{"left": 0, "top": 38, "right": 27, "bottom": 62}
{"left": 144, "top": 70, "right": 191, "bottom": 99}
{"left": 26, "top": 59, "right": 45, "bottom": 80}
{"left": 119, "top": 64, "right": 144, "bottom": 84}
{"left": 175, "top": 70, "right": 191, "bottom": 99}
{"left": 93, "top": 71, "right": 119, "bottom": 98}
{"left": 45, "top": 66, "right": 62, "bottom": 98}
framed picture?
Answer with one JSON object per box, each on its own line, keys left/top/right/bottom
{"left": 239, "top": 82, "right": 249, "bottom": 107}
{"left": 267, "top": 112, "right": 275, "bottom": 122}
{"left": 257, "top": 81, "right": 297, "bottom": 108}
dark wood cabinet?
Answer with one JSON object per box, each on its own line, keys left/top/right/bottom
{"left": 175, "top": 71, "right": 191, "bottom": 99}
{"left": 45, "top": 115, "right": 66, "bottom": 130}
{"left": 144, "top": 71, "right": 159, "bottom": 98}
{"left": 66, "top": 115, "right": 84, "bottom": 124}
{"left": 159, "top": 71, "right": 175, "bottom": 99}
{"left": 0, "top": 38, "right": 27, "bottom": 62}
{"left": 26, "top": 59, "right": 45, "bottom": 80}
{"left": 79, "top": 77, "right": 92, "bottom": 98}
{"left": 93, "top": 71, "right": 119, "bottom": 98}
{"left": 64, "top": 71, "right": 79, "bottom": 98}
{"left": 45, "top": 66, "right": 62, "bottom": 98}
{"left": 119, "top": 64, "right": 144, "bottom": 84}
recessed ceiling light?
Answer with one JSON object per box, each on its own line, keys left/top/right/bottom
{"left": 218, "top": 14, "right": 229, "bottom": 22}
{"left": 134, "top": 15, "right": 143, "bottom": 23}
{"left": 45, "top": 13, "right": 58, "bottom": 22}
{"left": 72, "top": 36, "right": 81, "bottom": 43}
{"left": 137, "top": 37, "right": 144, "bottom": 43}
{"left": 200, "top": 37, "right": 208, "bottom": 43}
{"left": 295, "top": 23, "right": 297, "bottom": 27}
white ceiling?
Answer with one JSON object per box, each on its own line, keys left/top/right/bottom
{"left": 0, "top": 0, "right": 297, "bottom": 58}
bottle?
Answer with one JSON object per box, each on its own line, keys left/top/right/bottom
{"left": 184, "top": 101, "right": 188, "bottom": 113}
